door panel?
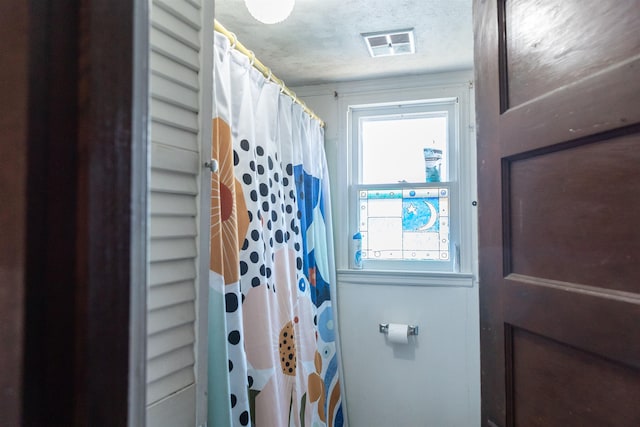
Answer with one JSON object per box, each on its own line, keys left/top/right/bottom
{"left": 507, "top": 134, "right": 640, "bottom": 292}
{"left": 510, "top": 327, "right": 640, "bottom": 426}
{"left": 475, "top": 0, "right": 640, "bottom": 425}
{"left": 502, "top": 0, "right": 640, "bottom": 108}
{"left": 504, "top": 277, "right": 640, "bottom": 370}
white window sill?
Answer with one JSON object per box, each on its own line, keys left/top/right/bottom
{"left": 337, "top": 269, "right": 474, "bottom": 288}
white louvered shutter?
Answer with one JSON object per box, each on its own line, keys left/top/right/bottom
{"left": 146, "top": 0, "right": 213, "bottom": 425}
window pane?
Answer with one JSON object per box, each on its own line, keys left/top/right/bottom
{"left": 358, "top": 187, "right": 450, "bottom": 261}
{"left": 361, "top": 115, "right": 448, "bottom": 184}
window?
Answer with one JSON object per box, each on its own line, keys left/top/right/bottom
{"left": 350, "top": 99, "right": 460, "bottom": 272}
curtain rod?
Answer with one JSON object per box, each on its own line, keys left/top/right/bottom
{"left": 214, "top": 19, "right": 325, "bottom": 128}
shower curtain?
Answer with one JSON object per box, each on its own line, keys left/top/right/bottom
{"left": 208, "top": 31, "right": 343, "bottom": 427}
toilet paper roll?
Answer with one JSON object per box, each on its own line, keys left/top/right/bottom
{"left": 387, "top": 323, "right": 409, "bottom": 344}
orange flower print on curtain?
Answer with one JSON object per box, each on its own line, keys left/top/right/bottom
{"left": 211, "top": 117, "right": 249, "bottom": 284}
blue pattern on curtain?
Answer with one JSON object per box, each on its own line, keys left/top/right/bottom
{"left": 209, "top": 31, "right": 343, "bottom": 427}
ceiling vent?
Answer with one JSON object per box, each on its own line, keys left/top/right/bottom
{"left": 361, "top": 28, "right": 415, "bottom": 58}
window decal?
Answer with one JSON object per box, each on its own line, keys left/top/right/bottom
{"left": 358, "top": 187, "right": 449, "bottom": 261}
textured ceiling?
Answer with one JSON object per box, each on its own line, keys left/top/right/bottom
{"left": 214, "top": 0, "right": 474, "bottom": 87}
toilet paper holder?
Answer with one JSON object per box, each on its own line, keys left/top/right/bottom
{"left": 379, "top": 323, "right": 419, "bottom": 336}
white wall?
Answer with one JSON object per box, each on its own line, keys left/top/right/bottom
{"left": 294, "top": 72, "right": 480, "bottom": 427}
{"left": 339, "top": 274, "right": 478, "bottom": 427}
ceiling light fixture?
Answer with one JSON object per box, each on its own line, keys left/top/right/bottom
{"left": 362, "top": 28, "right": 416, "bottom": 58}
{"left": 244, "top": 0, "right": 295, "bottom": 24}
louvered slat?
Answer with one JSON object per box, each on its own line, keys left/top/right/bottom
{"left": 151, "top": 98, "right": 198, "bottom": 131}
{"left": 147, "top": 367, "right": 195, "bottom": 405}
{"left": 150, "top": 216, "right": 197, "bottom": 239}
{"left": 150, "top": 170, "right": 198, "bottom": 195}
{"left": 151, "top": 74, "right": 199, "bottom": 112}
{"left": 148, "top": 301, "right": 196, "bottom": 338}
{"left": 151, "top": 27, "right": 199, "bottom": 70}
{"left": 149, "top": 259, "right": 197, "bottom": 287}
{"left": 150, "top": 193, "right": 197, "bottom": 216}
{"left": 147, "top": 345, "right": 195, "bottom": 383}
{"left": 151, "top": 6, "right": 200, "bottom": 50}
{"left": 150, "top": 53, "right": 199, "bottom": 90}
{"left": 147, "top": 323, "right": 195, "bottom": 360}
{"left": 146, "top": 385, "right": 196, "bottom": 427}
{"left": 148, "top": 282, "right": 197, "bottom": 311}
{"left": 154, "top": 0, "right": 201, "bottom": 28}
{"left": 150, "top": 237, "right": 197, "bottom": 263}
{"left": 152, "top": 139, "right": 199, "bottom": 173}
{"left": 151, "top": 120, "right": 199, "bottom": 152}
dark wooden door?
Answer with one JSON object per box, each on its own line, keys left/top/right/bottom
{"left": 474, "top": 1, "right": 640, "bottom": 425}
{"left": 0, "top": 2, "right": 29, "bottom": 425}
{"left": 0, "top": 0, "right": 145, "bottom": 425}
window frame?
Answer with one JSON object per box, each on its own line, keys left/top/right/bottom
{"left": 349, "top": 98, "right": 461, "bottom": 272}
{"left": 320, "top": 75, "right": 476, "bottom": 279}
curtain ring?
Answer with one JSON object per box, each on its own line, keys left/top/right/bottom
{"left": 279, "top": 79, "right": 286, "bottom": 94}
{"left": 266, "top": 68, "right": 272, "bottom": 82}
{"left": 248, "top": 50, "right": 256, "bottom": 67}
{"left": 229, "top": 32, "right": 238, "bottom": 50}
